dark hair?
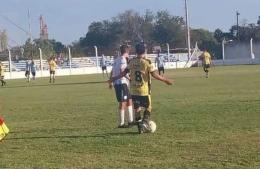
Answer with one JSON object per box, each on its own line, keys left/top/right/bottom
{"left": 120, "top": 45, "right": 129, "bottom": 55}
{"left": 135, "top": 43, "right": 146, "bottom": 55}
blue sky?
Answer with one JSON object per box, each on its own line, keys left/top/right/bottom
{"left": 0, "top": 0, "right": 260, "bottom": 46}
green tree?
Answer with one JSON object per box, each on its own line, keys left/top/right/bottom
{"left": 152, "top": 10, "right": 186, "bottom": 48}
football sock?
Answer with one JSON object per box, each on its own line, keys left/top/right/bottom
{"left": 128, "top": 106, "right": 133, "bottom": 123}
{"left": 118, "top": 109, "right": 125, "bottom": 126}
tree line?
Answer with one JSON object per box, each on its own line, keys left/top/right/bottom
{"left": 2, "top": 10, "right": 260, "bottom": 60}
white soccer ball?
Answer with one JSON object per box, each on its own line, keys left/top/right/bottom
{"left": 149, "top": 120, "right": 157, "bottom": 133}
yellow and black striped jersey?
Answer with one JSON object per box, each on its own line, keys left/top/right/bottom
{"left": 127, "top": 57, "right": 155, "bottom": 96}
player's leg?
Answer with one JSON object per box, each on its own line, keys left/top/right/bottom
{"left": 137, "top": 95, "right": 152, "bottom": 133}
{"left": 127, "top": 98, "right": 134, "bottom": 126}
{"left": 122, "top": 84, "right": 134, "bottom": 126}
{"left": 203, "top": 65, "right": 208, "bottom": 77}
{"left": 32, "top": 72, "right": 36, "bottom": 80}
{"left": 132, "top": 95, "right": 142, "bottom": 123}
{"left": 204, "top": 64, "right": 209, "bottom": 78}
{"left": 53, "top": 71, "right": 56, "bottom": 83}
{"left": 114, "top": 84, "right": 127, "bottom": 128}
{"left": 27, "top": 72, "right": 30, "bottom": 82}
{"left": 162, "top": 66, "right": 165, "bottom": 75}
{"left": 132, "top": 95, "right": 147, "bottom": 134}
{"left": 102, "top": 67, "right": 105, "bottom": 77}
{"left": 49, "top": 71, "right": 52, "bottom": 83}
{"left": 1, "top": 76, "right": 5, "bottom": 86}
{"left": 158, "top": 67, "right": 161, "bottom": 75}
{"left": 143, "top": 95, "right": 152, "bottom": 122}
{"left": 118, "top": 101, "right": 127, "bottom": 128}
{"left": 105, "top": 67, "right": 109, "bottom": 78}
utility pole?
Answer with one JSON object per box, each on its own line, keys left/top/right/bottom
{"left": 28, "top": 9, "right": 32, "bottom": 42}
{"left": 185, "top": 0, "right": 191, "bottom": 59}
{"left": 236, "top": 11, "right": 240, "bottom": 41}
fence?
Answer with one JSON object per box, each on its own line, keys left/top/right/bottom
{"left": 1, "top": 51, "right": 194, "bottom": 79}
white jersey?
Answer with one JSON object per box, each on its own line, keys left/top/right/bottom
{"left": 101, "top": 56, "right": 106, "bottom": 67}
{"left": 155, "top": 56, "right": 164, "bottom": 68}
{"left": 30, "top": 63, "right": 36, "bottom": 73}
{"left": 25, "top": 62, "right": 30, "bottom": 71}
{"left": 112, "top": 56, "right": 128, "bottom": 85}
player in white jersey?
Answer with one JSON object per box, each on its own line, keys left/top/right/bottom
{"left": 155, "top": 50, "right": 165, "bottom": 75}
{"left": 101, "top": 54, "right": 108, "bottom": 78}
{"left": 30, "top": 60, "right": 36, "bottom": 80}
{"left": 109, "top": 45, "right": 134, "bottom": 128}
{"left": 25, "top": 60, "right": 31, "bottom": 82}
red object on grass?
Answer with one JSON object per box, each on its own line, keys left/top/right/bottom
{"left": 0, "top": 117, "right": 4, "bottom": 125}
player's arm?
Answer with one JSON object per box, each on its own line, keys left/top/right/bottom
{"left": 151, "top": 71, "right": 173, "bottom": 85}
{"left": 108, "top": 69, "right": 128, "bottom": 83}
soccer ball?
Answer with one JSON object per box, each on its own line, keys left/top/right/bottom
{"left": 148, "top": 120, "right": 157, "bottom": 133}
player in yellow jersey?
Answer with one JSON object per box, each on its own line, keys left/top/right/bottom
{"left": 109, "top": 43, "right": 173, "bottom": 134}
{"left": 0, "top": 62, "right": 6, "bottom": 86}
{"left": 201, "top": 50, "right": 212, "bottom": 78}
{"left": 49, "top": 57, "right": 57, "bottom": 83}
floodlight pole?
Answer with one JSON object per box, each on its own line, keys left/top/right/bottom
{"left": 185, "top": 0, "right": 191, "bottom": 59}
{"left": 28, "top": 9, "right": 32, "bottom": 42}
{"left": 166, "top": 43, "right": 170, "bottom": 67}
{"left": 222, "top": 39, "right": 233, "bottom": 64}
{"left": 250, "top": 38, "right": 255, "bottom": 60}
{"left": 236, "top": 11, "right": 240, "bottom": 41}
{"left": 68, "top": 46, "right": 72, "bottom": 75}
{"left": 38, "top": 48, "right": 43, "bottom": 77}
{"left": 8, "top": 49, "right": 12, "bottom": 78}
{"left": 94, "top": 46, "right": 98, "bottom": 69}
{"left": 222, "top": 39, "right": 225, "bottom": 62}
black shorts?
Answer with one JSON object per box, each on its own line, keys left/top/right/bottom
{"left": 203, "top": 64, "right": 210, "bottom": 69}
{"left": 25, "top": 71, "right": 30, "bottom": 76}
{"left": 50, "top": 70, "right": 55, "bottom": 74}
{"left": 102, "top": 66, "right": 107, "bottom": 71}
{"left": 132, "top": 95, "right": 151, "bottom": 111}
{"left": 158, "top": 67, "right": 164, "bottom": 73}
{"left": 0, "top": 76, "right": 4, "bottom": 80}
{"left": 114, "top": 84, "right": 131, "bottom": 102}
{"left": 31, "top": 72, "right": 36, "bottom": 77}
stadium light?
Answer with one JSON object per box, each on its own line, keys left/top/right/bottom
{"left": 222, "top": 39, "right": 233, "bottom": 61}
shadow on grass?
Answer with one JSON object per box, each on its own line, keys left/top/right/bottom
{"left": 5, "top": 131, "right": 138, "bottom": 140}
{"left": 2, "top": 81, "right": 106, "bottom": 89}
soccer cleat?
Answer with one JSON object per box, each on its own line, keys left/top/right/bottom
{"left": 142, "top": 120, "right": 152, "bottom": 133}
{"left": 137, "top": 122, "right": 144, "bottom": 134}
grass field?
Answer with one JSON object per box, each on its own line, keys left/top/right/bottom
{"left": 0, "top": 65, "right": 260, "bottom": 169}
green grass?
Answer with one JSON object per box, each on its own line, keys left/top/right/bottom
{"left": 0, "top": 65, "right": 260, "bottom": 169}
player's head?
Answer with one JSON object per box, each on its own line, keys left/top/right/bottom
{"left": 135, "top": 42, "right": 146, "bottom": 56}
{"left": 120, "top": 44, "right": 130, "bottom": 55}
